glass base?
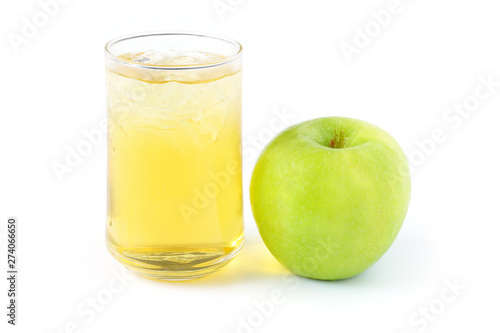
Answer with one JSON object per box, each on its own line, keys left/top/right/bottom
{"left": 106, "top": 238, "right": 244, "bottom": 281}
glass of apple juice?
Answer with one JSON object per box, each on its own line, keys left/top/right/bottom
{"left": 104, "top": 32, "right": 244, "bottom": 281}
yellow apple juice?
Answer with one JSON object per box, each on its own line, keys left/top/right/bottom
{"left": 105, "top": 50, "right": 243, "bottom": 280}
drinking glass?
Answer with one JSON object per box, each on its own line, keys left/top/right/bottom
{"left": 105, "top": 32, "right": 243, "bottom": 281}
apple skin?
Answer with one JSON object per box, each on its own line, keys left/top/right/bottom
{"left": 250, "top": 117, "right": 411, "bottom": 281}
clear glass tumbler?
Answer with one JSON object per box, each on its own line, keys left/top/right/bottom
{"left": 104, "top": 32, "right": 243, "bottom": 281}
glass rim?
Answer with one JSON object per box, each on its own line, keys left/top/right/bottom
{"left": 104, "top": 31, "right": 243, "bottom": 71}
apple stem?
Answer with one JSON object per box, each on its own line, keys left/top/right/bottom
{"left": 330, "top": 130, "right": 348, "bottom": 149}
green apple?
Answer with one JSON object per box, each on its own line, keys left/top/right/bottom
{"left": 250, "top": 117, "right": 411, "bottom": 280}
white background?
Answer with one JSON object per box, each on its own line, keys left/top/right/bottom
{"left": 1, "top": 0, "right": 500, "bottom": 332}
